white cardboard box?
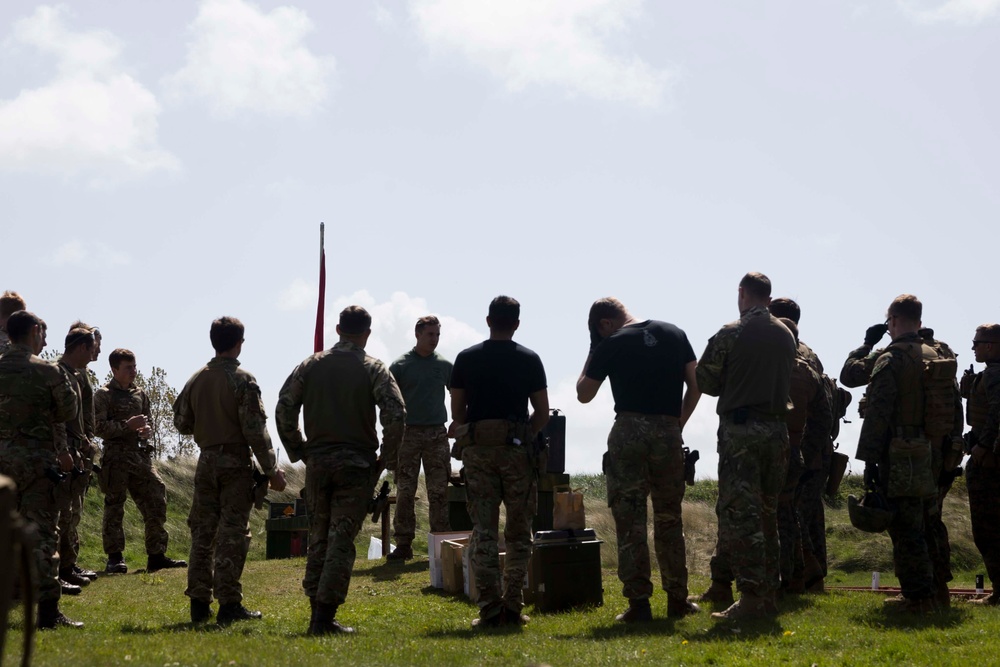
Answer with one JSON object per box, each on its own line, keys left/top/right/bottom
{"left": 428, "top": 531, "right": 473, "bottom": 588}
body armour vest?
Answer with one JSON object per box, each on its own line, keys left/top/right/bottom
{"left": 968, "top": 373, "right": 990, "bottom": 431}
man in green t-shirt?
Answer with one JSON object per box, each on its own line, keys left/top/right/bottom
{"left": 387, "top": 316, "right": 454, "bottom": 561}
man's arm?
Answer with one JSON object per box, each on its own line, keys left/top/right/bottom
{"left": 372, "top": 360, "right": 406, "bottom": 469}
{"left": 94, "top": 388, "right": 128, "bottom": 440}
{"left": 449, "top": 387, "right": 467, "bottom": 437}
{"left": 802, "top": 373, "right": 834, "bottom": 470}
{"left": 680, "top": 360, "right": 702, "bottom": 429}
{"left": 696, "top": 330, "right": 733, "bottom": 398}
{"left": 274, "top": 364, "right": 307, "bottom": 463}
{"left": 840, "top": 345, "right": 881, "bottom": 389}
{"left": 982, "top": 367, "right": 1000, "bottom": 453}
{"left": 529, "top": 389, "right": 550, "bottom": 434}
{"left": 172, "top": 378, "right": 195, "bottom": 436}
{"left": 237, "top": 375, "right": 278, "bottom": 477}
{"left": 576, "top": 353, "right": 602, "bottom": 404}
{"left": 855, "top": 352, "right": 897, "bottom": 463}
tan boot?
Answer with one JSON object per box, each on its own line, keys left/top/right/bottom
{"left": 710, "top": 594, "right": 772, "bottom": 621}
{"left": 690, "top": 581, "right": 734, "bottom": 606}
{"left": 969, "top": 593, "right": 1000, "bottom": 606}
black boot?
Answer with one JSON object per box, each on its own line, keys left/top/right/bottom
{"left": 73, "top": 565, "right": 99, "bottom": 581}
{"left": 37, "top": 599, "right": 84, "bottom": 629}
{"left": 217, "top": 602, "right": 262, "bottom": 626}
{"left": 615, "top": 598, "right": 653, "bottom": 623}
{"left": 386, "top": 544, "right": 413, "bottom": 562}
{"left": 59, "top": 579, "right": 82, "bottom": 596}
{"left": 105, "top": 552, "right": 128, "bottom": 575}
{"left": 308, "top": 601, "right": 354, "bottom": 635}
{"left": 60, "top": 569, "right": 91, "bottom": 587}
{"left": 147, "top": 553, "right": 188, "bottom": 573}
{"left": 191, "top": 599, "right": 212, "bottom": 623}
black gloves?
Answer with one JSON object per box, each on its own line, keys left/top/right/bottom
{"left": 589, "top": 324, "right": 602, "bottom": 353}
{"left": 864, "top": 323, "right": 888, "bottom": 347}
{"left": 863, "top": 462, "right": 880, "bottom": 490}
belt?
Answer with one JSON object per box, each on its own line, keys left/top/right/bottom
{"left": 725, "top": 408, "right": 786, "bottom": 424}
{"left": 405, "top": 424, "right": 446, "bottom": 430}
{"left": 616, "top": 412, "right": 680, "bottom": 423}
{"left": 894, "top": 426, "right": 926, "bottom": 439}
{"left": 201, "top": 443, "right": 250, "bottom": 456}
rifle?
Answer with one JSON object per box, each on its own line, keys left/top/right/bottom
{"left": 369, "top": 480, "right": 390, "bottom": 524}
{"left": 683, "top": 447, "right": 700, "bottom": 486}
{"left": 251, "top": 467, "right": 270, "bottom": 510}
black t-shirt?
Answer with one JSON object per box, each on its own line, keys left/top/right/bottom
{"left": 451, "top": 340, "right": 547, "bottom": 422}
{"left": 586, "top": 320, "right": 695, "bottom": 416}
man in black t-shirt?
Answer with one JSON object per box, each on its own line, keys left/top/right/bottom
{"left": 577, "top": 297, "right": 702, "bottom": 623}
{"left": 450, "top": 296, "right": 549, "bottom": 628}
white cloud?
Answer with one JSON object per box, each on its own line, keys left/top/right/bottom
{"left": 164, "top": 0, "right": 335, "bottom": 118}
{"left": 410, "top": 0, "right": 673, "bottom": 108}
{"left": 374, "top": 3, "right": 395, "bottom": 28}
{"left": 898, "top": 0, "right": 1000, "bottom": 24}
{"left": 277, "top": 278, "right": 317, "bottom": 311}
{"left": 0, "top": 6, "right": 178, "bottom": 187}
{"left": 48, "top": 240, "right": 132, "bottom": 267}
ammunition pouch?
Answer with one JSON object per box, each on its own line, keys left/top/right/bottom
{"left": 251, "top": 467, "right": 270, "bottom": 510}
{"left": 451, "top": 423, "right": 472, "bottom": 460}
{"left": 886, "top": 436, "right": 937, "bottom": 498}
{"left": 473, "top": 419, "right": 513, "bottom": 447}
{"left": 942, "top": 436, "right": 965, "bottom": 473}
{"left": 683, "top": 447, "right": 699, "bottom": 486}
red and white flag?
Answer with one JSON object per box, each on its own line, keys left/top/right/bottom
{"left": 314, "top": 222, "right": 326, "bottom": 353}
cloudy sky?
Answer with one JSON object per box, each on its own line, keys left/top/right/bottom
{"left": 1, "top": 0, "right": 996, "bottom": 476}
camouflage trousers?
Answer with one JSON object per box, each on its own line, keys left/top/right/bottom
{"left": 0, "top": 444, "right": 62, "bottom": 602}
{"left": 966, "top": 456, "right": 1000, "bottom": 586}
{"left": 462, "top": 443, "right": 535, "bottom": 615}
{"left": 393, "top": 425, "right": 450, "bottom": 547}
{"left": 777, "top": 448, "right": 804, "bottom": 587}
{"left": 100, "top": 447, "right": 169, "bottom": 556}
{"left": 604, "top": 414, "right": 688, "bottom": 601}
{"left": 55, "top": 460, "right": 91, "bottom": 570}
{"left": 303, "top": 449, "right": 377, "bottom": 607}
{"left": 716, "top": 417, "right": 788, "bottom": 598}
{"left": 186, "top": 448, "right": 254, "bottom": 605}
{"left": 886, "top": 495, "right": 935, "bottom": 600}
{"left": 795, "top": 456, "right": 829, "bottom": 578}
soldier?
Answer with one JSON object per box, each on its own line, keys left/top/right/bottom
{"left": 576, "top": 298, "right": 702, "bottom": 622}
{"left": 0, "top": 291, "right": 27, "bottom": 356}
{"left": 70, "top": 322, "right": 101, "bottom": 582}
{"left": 450, "top": 296, "right": 549, "bottom": 628}
{"left": 95, "top": 348, "right": 186, "bottom": 575}
{"left": 769, "top": 298, "right": 823, "bottom": 375}
{"left": 855, "top": 294, "right": 946, "bottom": 614}
{"left": 276, "top": 306, "right": 405, "bottom": 635}
{"left": 962, "top": 324, "right": 1000, "bottom": 605}
{"left": 0, "top": 311, "right": 82, "bottom": 628}
{"left": 696, "top": 272, "right": 796, "bottom": 621}
{"left": 55, "top": 328, "right": 100, "bottom": 591}
{"left": 387, "top": 315, "right": 454, "bottom": 562}
{"left": 174, "top": 317, "right": 287, "bottom": 625}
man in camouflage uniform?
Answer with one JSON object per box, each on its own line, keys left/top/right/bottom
{"left": 55, "top": 327, "right": 100, "bottom": 590}
{"left": 0, "top": 291, "right": 27, "bottom": 356}
{"left": 276, "top": 306, "right": 405, "bottom": 635}
{"left": 577, "top": 297, "right": 702, "bottom": 622}
{"left": 387, "top": 315, "right": 453, "bottom": 562}
{"left": 962, "top": 324, "right": 1000, "bottom": 605}
{"left": 451, "top": 296, "right": 549, "bottom": 628}
{"left": 96, "top": 348, "right": 186, "bottom": 575}
{"left": 696, "top": 272, "right": 796, "bottom": 621}
{"left": 174, "top": 317, "right": 287, "bottom": 624}
{"left": 856, "top": 294, "right": 948, "bottom": 614}
{"left": 0, "top": 311, "right": 82, "bottom": 629}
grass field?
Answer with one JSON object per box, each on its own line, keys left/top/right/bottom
{"left": 3, "top": 460, "right": 996, "bottom": 666}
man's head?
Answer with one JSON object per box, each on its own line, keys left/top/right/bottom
{"left": 69, "top": 320, "right": 101, "bottom": 361}
{"left": 738, "top": 272, "right": 772, "bottom": 312}
{"left": 588, "top": 297, "right": 629, "bottom": 339}
{"left": 886, "top": 294, "right": 922, "bottom": 339}
{"left": 6, "top": 310, "right": 46, "bottom": 354}
{"left": 973, "top": 324, "right": 1000, "bottom": 363}
{"left": 0, "top": 291, "right": 26, "bottom": 331}
{"left": 777, "top": 317, "right": 799, "bottom": 344}
{"left": 109, "top": 348, "right": 138, "bottom": 387}
{"left": 487, "top": 296, "right": 520, "bottom": 336}
{"left": 336, "top": 306, "right": 372, "bottom": 347}
{"left": 769, "top": 298, "right": 800, "bottom": 324}
{"left": 210, "top": 316, "right": 245, "bottom": 356}
{"left": 64, "top": 327, "right": 97, "bottom": 367}
{"left": 414, "top": 315, "right": 441, "bottom": 356}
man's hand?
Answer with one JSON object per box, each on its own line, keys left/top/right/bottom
{"left": 57, "top": 451, "right": 74, "bottom": 473}
{"left": 269, "top": 468, "right": 287, "bottom": 492}
{"left": 864, "top": 323, "right": 889, "bottom": 347}
{"left": 589, "top": 324, "right": 602, "bottom": 353}
{"left": 126, "top": 415, "right": 148, "bottom": 432}
{"left": 863, "top": 462, "right": 880, "bottom": 490}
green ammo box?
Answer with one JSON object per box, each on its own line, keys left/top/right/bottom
{"left": 265, "top": 501, "right": 309, "bottom": 559}
{"left": 529, "top": 529, "right": 603, "bottom": 612}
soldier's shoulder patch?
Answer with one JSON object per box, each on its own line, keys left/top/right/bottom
{"left": 870, "top": 351, "right": 894, "bottom": 378}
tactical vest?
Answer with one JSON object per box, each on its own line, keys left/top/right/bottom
{"left": 892, "top": 340, "right": 957, "bottom": 438}
{"left": 968, "top": 373, "right": 990, "bottom": 430}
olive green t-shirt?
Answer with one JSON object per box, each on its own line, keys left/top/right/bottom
{"left": 389, "top": 349, "right": 452, "bottom": 426}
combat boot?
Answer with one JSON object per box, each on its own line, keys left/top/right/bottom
{"left": 386, "top": 544, "right": 413, "bottom": 562}
{"left": 59, "top": 568, "right": 91, "bottom": 587}
{"left": 73, "top": 565, "right": 99, "bottom": 581}
{"left": 147, "top": 553, "right": 187, "bottom": 573}
{"left": 217, "top": 602, "right": 262, "bottom": 625}
{"left": 711, "top": 593, "right": 772, "bottom": 621}
{"left": 105, "top": 552, "right": 128, "bottom": 575}
{"left": 502, "top": 607, "right": 530, "bottom": 625}
{"left": 190, "top": 599, "right": 212, "bottom": 623}
{"left": 667, "top": 596, "right": 700, "bottom": 618}
{"left": 308, "top": 601, "right": 355, "bottom": 635}
{"left": 890, "top": 597, "right": 935, "bottom": 614}
{"left": 37, "top": 599, "right": 84, "bottom": 629}
{"left": 936, "top": 582, "right": 951, "bottom": 609}
{"left": 689, "top": 580, "right": 734, "bottom": 606}
{"left": 883, "top": 594, "right": 907, "bottom": 607}
{"left": 59, "top": 579, "right": 82, "bottom": 596}
{"left": 615, "top": 598, "right": 653, "bottom": 623}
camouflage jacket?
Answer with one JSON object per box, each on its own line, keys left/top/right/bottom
{"left": 57, "top": 358, "right": 93, "bottom": 456}
{"left": 840, "top": 344, "right": 881, "bottom": 389}
{"left": 173, "top": 357, "right": 277, "bottom": 476}
{"left": 95, "top": 378, "right": 151, "bottom": 450}
{"left": 0, "top": 344, "right": 77, "bottom": 454}
{"left": 275, "top": 341, "right": 405, "bottom": 463}
{"left": 968, "top": 362, "right": 1000, "bottom": 453}
{"left": 798, "top": 339, "right": 824, "bottom": 376}
{"left": 0, "top": 330, "right": 10, "bottom": 356}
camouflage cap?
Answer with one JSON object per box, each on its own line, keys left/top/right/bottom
{"left": 847, "top": 491, "right": 894, "bottom": 534}
{"left": 975, "top": 324, "right": 1000, "bottom": 344}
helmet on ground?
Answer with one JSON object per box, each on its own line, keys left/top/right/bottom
{"left": 848, "top": 491, "right": 894, "bottom": 533}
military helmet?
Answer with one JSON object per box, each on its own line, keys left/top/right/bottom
{"left": 848, "top": 491, "right": 894, "bottom": 533}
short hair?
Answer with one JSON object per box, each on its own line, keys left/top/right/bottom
{"left": 210, "top": 316, "right": 244, "bottom": 353}
{"left": 415, "top": 315, "right": 440, "bottom": 334}
{"left": 5, "top": 311, "right": 43, "bottom": 342}
{"left": 777, "top": 317, "right": 799, "bottom": 344}
{"left": 488, "top": 296, "right": 520, "bottom": 331}
{"left": 588, "top": 297, "right": 627, "bottom": 330}
{"left": 739, "top": 272, "right": 772, "bottom": 300}
{"left": 769, "top": 298, "right": 800, "bottom": 324}
{"left": 339, "top": 306, "right": 372, "bottom": 335}
{"left": 109, "top": 348, "right": 136, "bottom": 369}
{"left": 888, "top": 294, "right": 922, "bottom": 323}
{"left": 975, "top": 324, "right": 1000, "bottom": 344}
{"left": 64, "top": 327, "right": 96, "bottom": 353}
{"left": 0, "top": 291, "right": 26, "bottom": 320}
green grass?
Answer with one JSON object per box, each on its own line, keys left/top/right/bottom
{"left": 4, "top": 462, "right": 994, "bottom": 666}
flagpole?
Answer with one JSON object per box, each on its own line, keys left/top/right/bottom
{"left": 314, "top": 222, "right": 326, "bottom": 353}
